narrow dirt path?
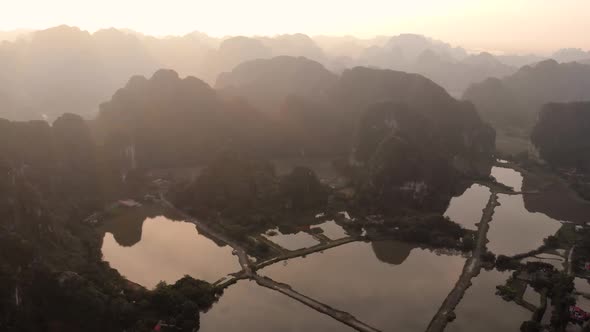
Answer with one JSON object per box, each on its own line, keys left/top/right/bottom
{"left": 426, "top": 191, "right": 500, "bottom": 332}
{"left": 254, "top": 236, "right": 359, "bottom": 270}
{"left": 161, "top": 196, "right": 381, "bottom": 331}
{"left": 566, "top": 245, "right": 576, "bottom": 276}
{"left": 214, "top": 236, "right": 360, "bottom": 289}
{"left": 254, "top": 274, "right": 382, "bottom": 332}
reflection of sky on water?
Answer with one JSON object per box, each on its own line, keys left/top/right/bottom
{"left": 102, "top": 216, "right": 238, "bottom": 288}
{"left": 261, "top": 241, "right": 464, "bottom": 331}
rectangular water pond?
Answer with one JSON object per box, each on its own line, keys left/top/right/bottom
{"left": 487, "top": 194, "right": 561, "bottom": 256}
{"left": 200, "top": 280, "right": 353, "bottom": 332}
{"left": 446, "top": 269, "right": 532, "bottom": 332}
{"left": 260, "top": 240, "right": 465, "bottom": 331}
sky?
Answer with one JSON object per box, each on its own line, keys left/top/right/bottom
{"left": 1, "top": 0, "right": 589, "bottom": 54}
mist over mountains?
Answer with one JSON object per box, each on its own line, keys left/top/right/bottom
{"left": 1, "top": 25, "right": 589, "bottom": 121}
{"left": 3, "top": 10, "right": 590, "bottom": 331}
{"left": 464, "top": 59, "right": 590, "bottom": 131}
{"left": 0, "top": 29, "right": 31, "bottom": 42}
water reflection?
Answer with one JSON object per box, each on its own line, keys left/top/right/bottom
{"left": 444, "top": 184, "right": 491, "bottom": 230}
{"left": 447, "top": 269, "right": 531, "bottom": 332}
{"left": 262, "top": 228, "right": 320, "bottom": 250}
{"left": 575, "top": 278, "right": 590, "bottom": 294}
{"left": 99, "top": 204, "right": 181, "bottom": 247}
{"left": 492, "top": 166, "right": 523, "bottom": 191}
{"left": 200, "top": 280, "right": 352, "bottom": 332}
{"left": 311, "top": 220, "right": 348, "bottom": 239}
{"left": 574, "top": 277, "right": 590, "bottom": 326}
{"left": 101, "top": 216, "right": 238, "bottom": 288}
{"left": 487, "top": 194, "right": 561, "bottom": 256}
{"left": 523, "top": 171, "right": 590, "bottom": 224}
{"left": 522, "top": 253, "right": 565, "bottom": 270}
{"left": 576, "top": 296, "right": 590, "bottom": 313}
{"left": 523, "top": 286, "right": 541, "bottom": 307}
{"left": 371, "top": 240, "right": 415, "bottom": 265}
{"left": 261, "top": 241, "right": 464, "bottom": 331}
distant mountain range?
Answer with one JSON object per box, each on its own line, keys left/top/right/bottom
{"left": 464, "top": 59, "right": 590, "bottom": 129}
{"left": 1, "top": 25, "right": 589, "bottom": 121}
{"left": 0, "top": 29, "right": 32, "bottom": 41}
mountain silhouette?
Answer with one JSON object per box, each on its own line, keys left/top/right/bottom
{"left": 464, "top": 59, "right": 590, "bottom": 130}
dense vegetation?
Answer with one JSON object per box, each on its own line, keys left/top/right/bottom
{"left": 1, "top": 53, "right": 498, "bottom": 330}
{"left": 531, "top": 102, "right": 590, "bottom": 171}
{"left": 531, "top": 102, "right": 590, "bottom": 200}
{"left": 2, "top": 21, "right": 590, "bottom": 332}
{"left": 171, "top": 152, "right": 328, "bottom": 233}
{"left": 365, "top": 214, "right": 471, "bottom": 250}
{"left": 0, "top": 116, "right": 218, "bottom": 331}
{"left": 343, "top": 74, "right": 495, "bottom": 214}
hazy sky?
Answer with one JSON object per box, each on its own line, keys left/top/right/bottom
{"left": 2, "top": 0, "right": 589, "bottom": 53}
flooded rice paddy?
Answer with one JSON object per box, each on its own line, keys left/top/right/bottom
{"left": 100, "top": 162, "right": 583, "bottom": 331}
{"left": 261, "top": 241, "right": 465, "bottom": 332}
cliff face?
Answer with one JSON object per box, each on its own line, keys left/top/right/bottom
{"left": 97, "top": 68, "right": 292, "bottom": 168}
{"left": 0, "top": 114, "right": 117, "bottom": 215}
{"left": 338, "top": 68, "right": 496, "bottom": 175}
{"left": 531, "top": 102, "right": 590, "bottom": 170}
{"left": 337, "top": 68, "right": 495, "bottom": 214}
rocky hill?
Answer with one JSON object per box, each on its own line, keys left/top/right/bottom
{"left": 215, "top": 56, "right": 338, "bottom": 112}
{"left": 97, "top": 60, "right": 495, "bottom": 215}
{"left": 464, "top": 60, "right": 590, "bottom": 129}
{"left": 531, "top": 102, "right": 590, "bottom": 170}
{"left": 336, "top": 68, "right": 495, "bottom": 214}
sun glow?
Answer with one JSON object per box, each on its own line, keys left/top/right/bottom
{"left": 1, "top": 0, "right": 589, "bottom": 53}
